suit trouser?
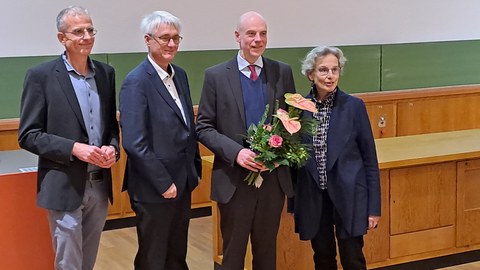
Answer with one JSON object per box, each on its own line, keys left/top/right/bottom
{"left": 47, "top": 179, "right": 108, "bottom": 270}
{"left": 218, "top": 174, "right": 285, "bottom": 270}
{"left": 131, "top": 191, "right": 191, "bottom": 270}
{"left": 310, "top": 190, "right": 366, "bottom": 270}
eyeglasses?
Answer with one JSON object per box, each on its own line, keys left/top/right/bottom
{"left": 64, "top": 27, "right": 97, "bottom": 38}
{"left": 317, "top": 66, "right": 341, "bottom": 76}
{"left": 148, "top": 34, "right": 183, "bottom": 45}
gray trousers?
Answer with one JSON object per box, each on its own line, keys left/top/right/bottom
{"left": 47, "top": 179, "right": 108, "bottom": 270}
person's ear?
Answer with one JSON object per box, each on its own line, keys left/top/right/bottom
{"left": 57, "top": 32, "right": 66, "bottom": 45}
{"left": 234, "top": 31, "right": 240, "bottom": 43}
{"left": 144, "top": 35, "right": 151, "bottom": 46}
{"left": 307, "top": 72, "right": 314, "bottom": 82}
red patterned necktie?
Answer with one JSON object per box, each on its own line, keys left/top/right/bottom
{"left": 248, "top": 65, "right": 258, "bottom": 81}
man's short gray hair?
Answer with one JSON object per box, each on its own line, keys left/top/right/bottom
{"left": 56, "top": 6, "right": 90, "bottom": 32}
{"left": 140, "top": 11, "right": 181, "bottom": 35}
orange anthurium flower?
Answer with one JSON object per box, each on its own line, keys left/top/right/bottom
{"left": 284, "top": 93, "right": 317, "bottom": 113}
{"left": 276, "top": 108, "right": 301, "bottom": 134}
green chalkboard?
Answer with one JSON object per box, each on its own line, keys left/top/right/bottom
{"left": 0, "top": 55, "right": 56, "bottom": 119}
{"left": 1, "top": 40, "right": 480, "bottom": 119}
{"left": 382, "top": 40, "right": 480, "bottom": 90}
{"left": 0, "top": 53, "right": 107, "bottom": 119}
{"left": 264, "top": 45, "right": 381, "bottom": 95}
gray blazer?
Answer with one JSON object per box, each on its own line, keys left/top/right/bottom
{"left": 196, "top": 57, "right": 296, "bottom": 203}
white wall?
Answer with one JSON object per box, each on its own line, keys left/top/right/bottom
{"left": 2, "top": 0, "right": 480, "bottom": 57}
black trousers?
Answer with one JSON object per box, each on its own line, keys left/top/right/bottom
{"left": 218, "top": 174, "right": 285, "bottom": 270}
{"left": 131, "top": 191, "right": 191, "bottom": 270}
{"left": 311, "top": 190, "right": 366, "bottom": 270}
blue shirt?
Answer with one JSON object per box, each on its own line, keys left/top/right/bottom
{"left": 62, "top": 54, "right": 102, "bottom": 172}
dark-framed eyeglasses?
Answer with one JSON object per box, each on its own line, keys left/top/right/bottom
{"left": 64, "top": 27, "right": 97, "bottom": 38}
{"left": 148, "top": 34, "right": 183, "bottom": 45}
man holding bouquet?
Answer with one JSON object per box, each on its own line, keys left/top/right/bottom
{"left": 196, "top": 11, "right": 296, "bottom": 270}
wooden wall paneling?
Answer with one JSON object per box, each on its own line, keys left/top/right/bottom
{"left": 365, "top": 103, "right": 397, "bottom": 139}
{"left": 456, "top": 159, "right": 480, "bottom": 247}
{"left": 364, "top": 169, "right": 390, "bottom": 264}
{"left": 107, "top": 145, "right": 127, "bottom": 218}
{"left": 192, "top": 156, "right": 213, "bottom": 208}
{"left": 0, "top": 130, "right": 19, "bottom": 151}
{"left": 390, "top": 162, "right": 456, "bottom": 235}
{"left": 212, "top": 201, "right": 223, "bottom": 265}
{"left": 276, "top": 202, "right": 314, "bottom": 270}
{"left": 0, "top": 119, "right": 20, "bottom": 151}
{"left": 390, "top": 225, "right": 455, "bottom": 258}
{"left": 396, "top": 95, "right": 480, "bottom": 136}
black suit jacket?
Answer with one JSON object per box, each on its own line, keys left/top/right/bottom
{"left": 18, "top": 55, "right": 119, "bottom": 211}
{"left": 196, "top": 57, "right": 296, "bottom": 204}
{"left": 294, "top": 89, "right": 381, "bottom": 239}
{"left": 119, "top": 59, "right": 202, "bottom": 203}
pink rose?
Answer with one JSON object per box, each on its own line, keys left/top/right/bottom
{"left": 263, "top": 124, "right": 273, "bottom": 132}
{"left": 269, "top": 135, "right": 283, "bottom": 148}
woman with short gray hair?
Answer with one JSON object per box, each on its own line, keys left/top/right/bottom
{"left": 293, "top": 46, "right": 381, "bottom": 269}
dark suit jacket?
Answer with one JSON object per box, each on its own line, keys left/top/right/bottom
{"left": 119, "top": 59, "right": 201, "bottom": 203}
{"left": 294, "top": 89, "right": 381, "bottom": 240}
{"left": 196, "top": 57, "right": 296, "bottom": 204}
{"left": 18, "top": 55, "right": 119, "bottom": 211}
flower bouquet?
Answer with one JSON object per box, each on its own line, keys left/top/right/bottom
{"left": 244, "top": 93, "right": 318, "bottom": 187}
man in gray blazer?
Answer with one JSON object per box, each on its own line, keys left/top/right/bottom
{"left": 196, "top": 11, "right": 295, "bottom": 270}
{"left": 18, "top": 6, "right": 119, "bottom": 270}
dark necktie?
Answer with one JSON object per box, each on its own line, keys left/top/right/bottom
{"left": 248, "top": 65, "right": 258, "bottom": 81}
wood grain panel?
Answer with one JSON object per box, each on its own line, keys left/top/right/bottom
{"left": 212, "top": 201, "right": 223, "bottom": 265}
{"left": 456, "top": 159, "right": 480, "bottom": 247}
{"left": 365, "top": 103, "right": 396, "bottom": 138}
{"left": 364, "top": 170, "right": 390, "bottom": 263}
{"left": 277, "top": 204, "right": 314, "bottom": 269}
{"left": 192, "top": 155, "right": 213, "bottom": 208}
{"left": 108, "top": 144, "right": 127, "bottom": 218}
{"left": 396, "top": 95, "right": 480, "bottom": 136}
{"left": 390, "top": 162, "right": 456, "bottom": 235}
{"left": 0, "top": 130, "right": 19, "bottom": 150}
{"left": 390, "top": 225, "right": 455, "bottom": 258}
{"left": 0, "top": 118, "right": 20, "bottom": 150}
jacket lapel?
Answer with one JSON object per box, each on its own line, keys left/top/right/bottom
{"left": 301, "top": 108, "right": 321, "bottom": 184}
{"left": 172, "top": 68, "right": 191, "bottom": 129}
{"left": 143, "top": 60, "right": 188, "bottom": 128}
{"left": 263, "top": 57, "right": 278, "bottom": 122}
{"left": 93, "top": 61, "right": 109, "bottom": 134}
{"left": 326, "top": 89, "right": 352, "bottom": 171}
{"left": 54, "top": 57, "right": 87, "bottom": 134}
{"left": 225, "top": 59, "right": 246, "bottom": 127}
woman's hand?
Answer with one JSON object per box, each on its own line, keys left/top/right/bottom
{"left": 368, "top": 216, "right": 380, "bottom": 230}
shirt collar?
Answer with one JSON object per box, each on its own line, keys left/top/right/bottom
{"left": 237, "top": 52, "right": 263, "bottom": 71}
{"left": 311, "top": 86, "right": 337, "bottom": 108}
{"left": 147, "top": 54, "right": 175, "bottom": 81}
{"left": 62, "top": 52, "right": 95, "bottom": 77}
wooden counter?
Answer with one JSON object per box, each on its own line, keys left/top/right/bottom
{"left": 376, "top": 129, "right": 480, "bottom": 169}
{"left": 213, "top": 129, "right": 480, "bottom": 269}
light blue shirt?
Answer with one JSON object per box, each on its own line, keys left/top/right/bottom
{"left": 237, "top": 52, "right": 263, "bottom": 78}
{"left": 62, "top": 54, "right": 102, "bottom": 172}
